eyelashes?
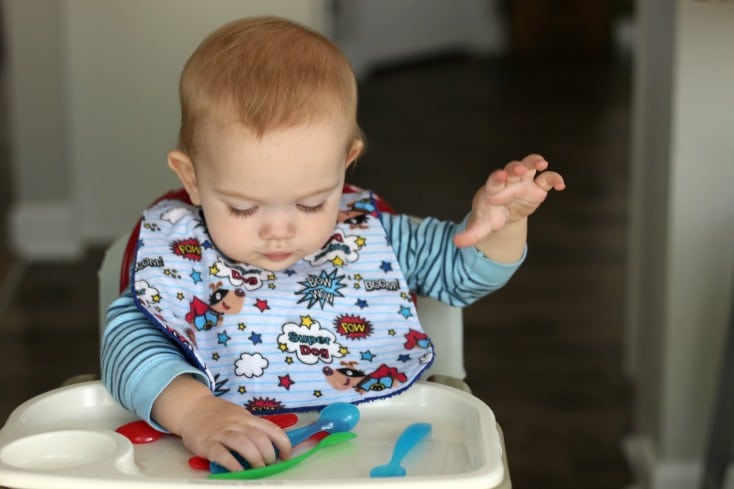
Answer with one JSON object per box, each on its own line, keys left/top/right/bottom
{"left": 227, "top": 202, "right": 325, "bottom": 218}
{"left": 296, "top": 203, "right": 326, "bottom": 214}
{"left": 227, "top": 206, "right": 258, "bottom": 218}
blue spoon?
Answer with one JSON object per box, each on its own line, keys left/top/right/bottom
{"left": 210, "top": 402, "right": 360, "bottom": 473}
{"left": 369, "top": 422, "right": 432, "bottom": 478}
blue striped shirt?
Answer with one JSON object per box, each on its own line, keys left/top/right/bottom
{"left": 101, "top": 212, "right": 524, "bottom": 428}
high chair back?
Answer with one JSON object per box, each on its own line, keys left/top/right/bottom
{"left": 98, "top": 185, "right": 467, "bottom": 381}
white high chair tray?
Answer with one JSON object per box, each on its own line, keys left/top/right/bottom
{"left": 0, "top": 380, "right": 505, "bottom": 488}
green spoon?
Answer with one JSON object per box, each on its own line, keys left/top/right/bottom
{"left": 208, "top": 431, "right": 357, "bottom": 480}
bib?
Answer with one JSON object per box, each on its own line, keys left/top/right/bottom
{"left": 131, "top": 190, "right": 434, "bottom": 413}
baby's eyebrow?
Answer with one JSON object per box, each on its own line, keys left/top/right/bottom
{"left": 213, "top": 188, "right": 257, "bottom": 202}
{"left": 214, "top": 182, "right": 339, "bottom": 202}
{"left": 296, "top": 184, "right": 340, "bottom": 200}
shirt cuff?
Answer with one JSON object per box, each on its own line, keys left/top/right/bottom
{"left": 130, "top": 357, "right": 209, "bottom": 432}
{"left": 456, "top": 214, "right": 527, "bottom": 286}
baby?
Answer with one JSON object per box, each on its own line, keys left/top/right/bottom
{"left": 101, "top": 16, "right": 565, "bottom": 472}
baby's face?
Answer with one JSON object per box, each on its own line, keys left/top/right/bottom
{"left": 180, "top": 120, "right": 359, "bottom": 271}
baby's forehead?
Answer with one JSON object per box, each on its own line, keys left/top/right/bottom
{"left": 192, "top": 112, "right": 352, "bottom": 155}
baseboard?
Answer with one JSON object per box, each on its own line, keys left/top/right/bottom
{"left": 9, "top": 201, "right": 84, "bottom": 261}
{"left": 623, "top": 435, "right": 734, "bottom": 489}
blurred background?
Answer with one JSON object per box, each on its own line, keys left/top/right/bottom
{"left": 1, "top": 1, "right": 733, "bottom": 488}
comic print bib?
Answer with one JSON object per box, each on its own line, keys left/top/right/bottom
{"left": 131, "top": 190, "right": 434, "bottom": 414}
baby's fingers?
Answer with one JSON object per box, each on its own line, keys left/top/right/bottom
{"left": 216, "top": 428, "right": 279, "bottom": 471}
{"left": 520, "top": 153, "right": 549, "bottom": 171}
{"left": 207, "top": 442, "right": 247, "bottom": 472}
{"left": 259, "top": 419, "right": 292, "bottom": 461}
{"left": 534, "top": 171, "right": 566, "bottom": 192}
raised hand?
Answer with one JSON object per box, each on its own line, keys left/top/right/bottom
{"left": 453, "top": 154, "right": 565, "bottom": 250}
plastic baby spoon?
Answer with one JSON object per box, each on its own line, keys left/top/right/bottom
{"left": 210, "top": 402, "right": 360, "bottom": 474}
{"left": 285, "top": 402, "right": 360, "bottom": 446}
{"left": 369, "top": 422, "right": 432, "bottom": 478}
{"left": 209, "top": 432, "right": 357, "bottom": 480}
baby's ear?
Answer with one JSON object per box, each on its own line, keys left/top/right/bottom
{"left": 345, "top": 139, "right": 365, "bottom": 169}
{"left": 167, "top": 150, "right": 201, "bottom": 205}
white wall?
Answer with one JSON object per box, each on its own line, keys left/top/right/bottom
{"left": 625, "top": 0, "right": 734, "bottom": 487}
{"left": 5, "top": 0, "right": 330, "bottom": 259}
{"left": 4, "top": 1, "right": 77, "bottom": 258}
{"left": 66, "top": 1, "right": 331, "bottom": 245}
{"left": 334, "top": 0, "right": 506, "bottom": 78}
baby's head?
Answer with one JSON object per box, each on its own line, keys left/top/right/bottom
{"left": 168, "top": 16, "right": 365, "bottom": 271}
{"left": 176, "top": 15, "right": 361, "bottom": 158}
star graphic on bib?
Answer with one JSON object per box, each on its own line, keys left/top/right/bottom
{"left": 278, "top": 375, "right": 295, "bottom": 390}
{"left": 361, "top": 350, "right": 375, "bottom": 362}
{"left": 217, "top": 331, "right": 230, "bottom": 346}
{"left": 399, "top": 305, "right": 413, "bottom": 319}
{"left": 254, "top": 298, "right": 270, "bottom": 312}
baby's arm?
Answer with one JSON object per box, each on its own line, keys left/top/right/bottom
{"left": 102, "top": 292, "right": 291, "bottom": 471}
{"left": 101, "top": 292, "right": 206, "bottom": 419}
{"left": 380, "top": 213, "right": 524, "bottom": 306}
{"left": 453, "top": 154, "right": 565, "bottom": 261}
{"left": 152, "top": 375, "right": 291, "bottom": 471}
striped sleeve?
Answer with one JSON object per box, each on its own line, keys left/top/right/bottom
{"left": 101, "top": 291, "right": 209, "bottom": 429}
{"left": 378, "top": 213, "right": 525, "bottom": 306}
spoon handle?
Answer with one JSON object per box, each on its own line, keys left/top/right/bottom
{"left": 389, "top": 422, "right": 432, "bottom": 465}
{"left": 284, "top": 424, "right": 319, "bottom": 447}
{"left": 209, "top": 432, "right": 356, "bottom": 480}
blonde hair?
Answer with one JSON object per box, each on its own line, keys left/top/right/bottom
{"left": 177, "top": 16, "right": 361, "bottom": 157}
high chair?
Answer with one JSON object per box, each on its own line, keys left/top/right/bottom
{"left": 0, "top": 185, "right": 511, "bottom": 488}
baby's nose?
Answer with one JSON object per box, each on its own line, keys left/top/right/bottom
{"left": 260, "top": 216, "right": 295, "bottom": 240}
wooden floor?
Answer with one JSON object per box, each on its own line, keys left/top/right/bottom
{"left": 0, "top": 54, "right": 633, "bottom": 488}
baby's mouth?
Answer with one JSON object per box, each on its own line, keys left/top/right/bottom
{"left": 263, "top": 252, "right": 292, "bottom": 262}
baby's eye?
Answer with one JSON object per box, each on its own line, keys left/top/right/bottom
{"left": 297, "top": 202, "right": 325, "bottom": 214}
{"left": 228, "top": 206, "right": 258, "bottom": 218}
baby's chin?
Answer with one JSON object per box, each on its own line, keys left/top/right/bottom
{"left": 251, "top": 254, "right": 302, "bottom": 273}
